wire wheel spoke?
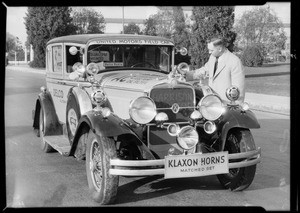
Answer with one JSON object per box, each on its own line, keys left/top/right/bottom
{"left": 90, "top": 141, "right": 103, "bottom": 189}
{"left": 226, "top": 134, "right": 240, "bottom": 177}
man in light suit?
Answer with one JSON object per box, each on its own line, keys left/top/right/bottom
{"left": 186, "top": 37, "right": 245, "bottom": 103}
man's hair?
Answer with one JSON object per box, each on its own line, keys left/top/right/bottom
{"left": 208, "top": 37, "right": 226, "bottom": 47}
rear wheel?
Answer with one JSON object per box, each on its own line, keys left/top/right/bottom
{"left": 39, "top": 108, "right": 54, "bottom": 153}
{"left": 85, "top": 130, "right": 119, "bottom": 204}
{"left": 217, "top": 129, "right": 256, "bottom": 191}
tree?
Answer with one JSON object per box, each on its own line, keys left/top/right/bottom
{"left": 172, "top": 7, "right": 191, "bottom": 64}
{"left": 146, "top": 7, "right": 174, "bottom": 39}
{"left": 189, "top": 6, "right": 236, "bottom": 68}
{"left": 6, "top": 32, "right": 17, "bottom": 53}
{"left": 142, "top": 7, "right": 191, "bottom": 64}
{"left": 72, "top": 8, "right": 105, "bottom": 34}
{"left": 24, "top": 7, "right": 76, "bottom": 68}
{"left": 143, "top": 17, "right": 158, "bottom": 36}
{"left": 6, "top": 33, "right": 25, "bottom": 61}
{"left": 234, "top": 6, "right": 287, "bottom": 58}
{"left": 123, "top": 22, "right": 141, "bottom": 34}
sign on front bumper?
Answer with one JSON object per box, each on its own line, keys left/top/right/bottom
{"left": 110, "top": 149, "right": 262, "bottom": 177}
{"left": 164, "top": 151, "right": 229, "bottom": 179}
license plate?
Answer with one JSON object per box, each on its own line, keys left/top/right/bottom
{"left": 164, "top": 152, "right": 229, "bottom": 179}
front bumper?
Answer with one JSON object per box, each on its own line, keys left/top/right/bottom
{"left": 110, "top": 147, "right": 261, "bottom": 176}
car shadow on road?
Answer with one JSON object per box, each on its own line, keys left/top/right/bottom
{"left": 115, "top": 175, "right": 224, "bottom": 204}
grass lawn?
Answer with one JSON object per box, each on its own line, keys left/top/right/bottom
{"left": 245, "top": 75, "right": 290, "bottom": 97}
{"left": 244, "top": 63, "right": 290, "bottom": 97}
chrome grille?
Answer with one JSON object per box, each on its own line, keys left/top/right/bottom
{"left": 150, "top": 86, "right": 195, "bottom": 122}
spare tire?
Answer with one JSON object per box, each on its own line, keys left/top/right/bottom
{"left": 66, "top": 91, "right": 81, "bottom": 143}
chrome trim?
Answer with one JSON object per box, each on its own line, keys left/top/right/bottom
{"left": 146, "top": 121, "right": 191, "bottom": 127}
{"left": 157, "top": 106, "right": 196, "bottom": 111}
{"left": 111, "top": 159, "right": 164, "bottom": 167}
{"left": 109, "top": 147, "right": 261, "bottom": 176}
{"left": 228, "top": 147, "right": 261, "bottom": 160}
{"left": 110, "top": 169, "right": 165, "bottom": 176}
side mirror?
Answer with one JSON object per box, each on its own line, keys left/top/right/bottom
{"left": 175, "top": 47, "right": 188, "bottom": 56}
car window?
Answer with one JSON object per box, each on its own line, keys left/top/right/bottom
{"left": 66, "top": 45, "right": 83, "bottom": 73}
{"left": 46, "top": 46, "right": 52, "bottom": 72}
{"left": 87, "top": 45, "right": 172, "bottom": 72}
{"left": 52, "top": 45, "right": 63, "bottom": 73}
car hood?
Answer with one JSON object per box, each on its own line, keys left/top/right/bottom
{"left": 95, "top": 70, "right": 168, "bottom": 92}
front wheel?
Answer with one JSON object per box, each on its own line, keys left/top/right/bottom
{"left": 217, "top": 129, "right": 256, "bottom": 191}
{"left": 85, "top": 130, "right": 119, "bottom": 204}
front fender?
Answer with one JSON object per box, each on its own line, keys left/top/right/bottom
{"left": 219, "top": 108, "right": 260, "bottom": 150}
{"left": 32, "top": 91, "right": 62, "bottom": 136}
{"left": 70, "top": 110, "right": 156, "bottom": 160}
{"left": 80, "top": 111, "right": 133, "bottom": 137}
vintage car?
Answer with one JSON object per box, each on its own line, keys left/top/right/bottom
{"left": 32, "top": 34, "right": 261, "bottom": 204}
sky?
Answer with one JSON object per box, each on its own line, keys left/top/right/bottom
{"left": 5, "top": 3, "right": 291, "bottom": 46}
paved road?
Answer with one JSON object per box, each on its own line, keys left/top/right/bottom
{"left": 4, "top": 69, "right": 290, "bottom": 210}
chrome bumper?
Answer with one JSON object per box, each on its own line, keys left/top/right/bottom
{"left": 110, "top": 147, "right": 261, "bottom": 176}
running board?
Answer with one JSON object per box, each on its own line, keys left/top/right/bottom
{"left": 43, "top": 135, "right": 71, "bottom": 156}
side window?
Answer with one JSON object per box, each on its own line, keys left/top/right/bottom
{"left": 66, "top": 45, "right": 83, "bottom": 73}
{"left": 52, "top": 45, "right": 62, "bottom": 73}
{"left": 46, "top": 46, "right": 52, "bottom": 72}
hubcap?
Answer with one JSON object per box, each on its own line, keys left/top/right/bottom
{"left": 90, "top": 140, "right": 102, "bottom": 191}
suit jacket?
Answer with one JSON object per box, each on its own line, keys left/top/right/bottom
{"left": 193, "top": 49, "right": 245, "bottom": 103}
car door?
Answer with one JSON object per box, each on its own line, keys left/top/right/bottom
{"left": 46, "top": 43, "right": 69, "bottom": 123}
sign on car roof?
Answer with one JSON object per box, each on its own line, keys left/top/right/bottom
{"left": 89, "top": 38, "right": 174, "bottom": 45}
{"left": 47, "top": 34, "right": 174, "bottom": 46}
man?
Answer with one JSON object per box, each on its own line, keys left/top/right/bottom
{"left": 186, "top": 37, "right": 245, "bottom": 103}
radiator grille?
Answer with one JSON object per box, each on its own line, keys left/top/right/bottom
{"left": 150, "top": 87, "right": 195, "bottom": 122}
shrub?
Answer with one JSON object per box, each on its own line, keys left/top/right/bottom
{"left": 241, "top": 45, "right": 264, "bottom": 67}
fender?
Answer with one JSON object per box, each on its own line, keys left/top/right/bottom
{"left": 68, "top": 87, "right": 93, "bottom": 116}
{"left": 33, "top": 90, "right": 63, "bottom": 136}
{"left": 68, "top": 86, "right": 114, "bottom": 115}
{"left": 219, "top": 108, "right": 260, "bottom": 150}
{"left": 70, "top": 110, "right": 156, "bottom": 160}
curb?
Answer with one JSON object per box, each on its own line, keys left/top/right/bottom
{"left": 245, "top": 93, "right": 290, "bottom": 116}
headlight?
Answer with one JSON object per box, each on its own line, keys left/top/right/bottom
{"left": 203, "top": 121, "right": 217, "bottom": 134}
{"left": 86, "top": 62, "right": 99, "bottom": 75}
{"left": 198, "top": 95, "right": 224, "bottom": 121}
{"left": 72, "top": 62, "right": 85, "bottom": 76}
{"left": 129, "top": 97, "right": 157, "bottom": 124}
{"left": 177, "top": 126, "right": 198, "bottom": 150}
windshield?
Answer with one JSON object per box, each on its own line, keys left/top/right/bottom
{"left": 87, "top": 45, "right": 173, "bottom": 72}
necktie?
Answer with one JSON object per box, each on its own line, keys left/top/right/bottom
{"left": 213, "top": 57, "right": 219, "bottom": 76}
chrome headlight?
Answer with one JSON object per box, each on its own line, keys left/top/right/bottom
{"left": 177, "top": 126, "right": 198, "bottom": 150}
{"left": 198, "top": 94, "right": 224, "bottom": 121}
{"left": 129, "top": 97, "right": 157, "bottom": 124}
{"left": 86, "top": 62, "right": 99, "bottom": 75}
{"left": 72, "top": 62, "right": 85, "bottom": 76}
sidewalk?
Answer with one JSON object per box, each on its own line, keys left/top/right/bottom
{"left": 245, "top": 93, "right": 290, "bottom": 115}
{"left": 6, "top": 64, "right": 290, "bottom": 115}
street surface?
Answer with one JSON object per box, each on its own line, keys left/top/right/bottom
{"left": 4, "top": 68, "right": 290, "bottom": 210}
